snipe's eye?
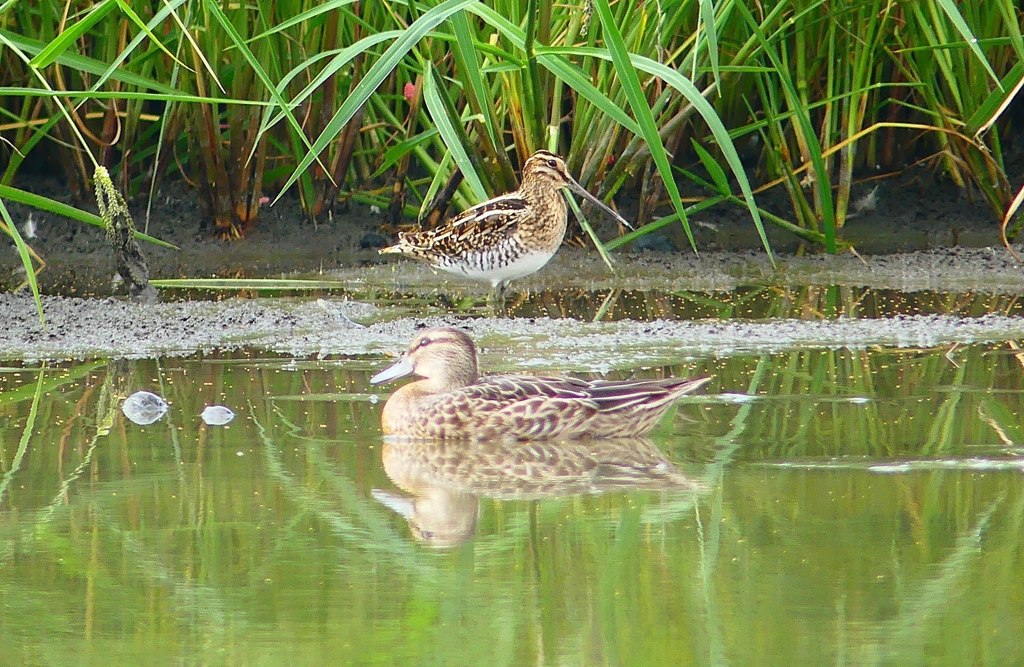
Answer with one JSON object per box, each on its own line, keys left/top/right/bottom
{"left": 546, "top": 158, "right": 557, "bottom": 168}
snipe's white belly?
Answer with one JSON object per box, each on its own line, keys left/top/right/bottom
{"left": 438, "top": 248, "right": 556, "bottom": 288}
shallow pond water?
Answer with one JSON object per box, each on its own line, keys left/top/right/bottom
{"left": 2, "top": 341, "right": 1023, "bottom": 666}
{"left": 161, "top": 283, "right": 1024, "bottom": 322}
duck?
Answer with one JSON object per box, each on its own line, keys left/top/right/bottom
{"left": 369, "top": 327, "right": 710, "bottom": 440}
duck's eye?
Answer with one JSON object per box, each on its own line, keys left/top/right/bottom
{"left": 546, "top": 158, "right": 557, "bottom": 168}
{"left": 417, "top": 337, "right": 432, "bottom": 349}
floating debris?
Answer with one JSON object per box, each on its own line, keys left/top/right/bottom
{"left": 201, "top": 405, "right": 236, "bottom": 426}
{"left": 22, "top": 213, "right": 36, "bottom": 239}
{"left": 122, "top": 390, "right": 168, "bottom": 425}
{"left": 851, "top": 185, "right": 879, "bottom": 215}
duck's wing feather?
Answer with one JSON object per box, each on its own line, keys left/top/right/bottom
{"left": 427, "top": 375, "right": 599, "bottom": 439}
{"left": 474, "top": 374, "right": 594, "bottom": 402}
{"left": 586, "top": 377, "right": 711, "bottom": 411}
{"left": 409, "top": 375, "right": 709, "bottom": 440}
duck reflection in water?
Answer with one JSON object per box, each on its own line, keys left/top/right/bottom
{"left": 369, "top": 327, "right": 710, "bottom": 440}
{"left": 373, "top": 437, "right": 702, "bottom": 548}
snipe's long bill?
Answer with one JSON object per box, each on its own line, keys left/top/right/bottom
{"left": 369, "top": 327, "right": 710, "bottom": 440}
{"left": 378, "top": 150, "right": 630, "bottom": 296}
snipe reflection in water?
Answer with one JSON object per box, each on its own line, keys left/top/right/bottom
{"left": 373, "top": 436, "right": 701, "bottom": 548}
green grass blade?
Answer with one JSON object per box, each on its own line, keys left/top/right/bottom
{"left": 274, "top": 0, "right": 480, "bottom": 204}
{"left": 566, "top": 195, "right": 616, "bottom": 274}
{"left": 590, "top": 0, "right": 694, "bottom": 252}
{"left": 449, "top": 10, "right": 506, "bottom": 171}
{"left": 547, "top": 44, "right": 771, "bottom": 260}
{"left": 966, "top": 61, "right": 1023, "bottom": 134}
{"left": 202, "top": 0, "right": 311, "bottom": 172}
{"left": 692, "top": 140, "right": 729, "bottom": 192}
{"left": 1, "top": 30, "right": 179, "bottom": 95}
{"left": 370, "top": 129, "right": 440, "bottom": 179}
{"left": 537, "top": 53, "right": 641, "bottom": 135}
{"left": 150, "top": 278, "right": 355, "bottom": 290}
{"left": 631, "top": 55, "right": 771, "bottom": 260}
{"left": 96, "top": 0, "right": 191, "bottom": 90}
{"left": 0, "top": 87, "right": 270, "bottom": 106}
{"left": 0, "top": 198, "right": 43, "bottom": 327}
{"left": 466, "top": 5, "right": 641, "bottom": 135}
{"left": 248, "top": 0, "right": 359, "bottom": 42}
{"left": 421, "top": 60, "right": 488, "bottom": 201}
{"left": 0, "top": 185, "right": 176, "bottom": 248}
{"left": 698, "top": 0, "right": 721, "bottom": 86}
{"left": 28, "top": 0, "right": 117, "bottom": 68}
{"left": 604, "top": 195, "right": 725, "bottom": 251}
{"left": 736, "top": 1, "right": 833, "bottom": 253}
{"left": 934, "top": 0, "right": 1001, "bottom": 87}
{"left": 260, "top": 33, "right": 402, "bottom": 134}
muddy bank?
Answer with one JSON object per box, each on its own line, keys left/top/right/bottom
{"left": 0, "top": 164, "right": 1013, "bottom": 297}
{"left": 2, "top": 171, "right": 1023, "bottom": 363}
{"left": 3, "top": 291, "right": 1024, "bottom": 365}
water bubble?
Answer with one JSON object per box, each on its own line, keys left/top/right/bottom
{"left": 122, "top": 391, "right": 168, "bottom": 425}
{"left": 201, "top": 405, "right": 236, "bottom": 426}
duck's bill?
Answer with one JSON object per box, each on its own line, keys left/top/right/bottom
{"left": 567, "top": 179, "right": 634, "bottom": 229}
{"left": 370, "top": 356, "right": 415, "bottom": 385}
{"left": 371, "top": 489, "right": 415, "bottom": 519}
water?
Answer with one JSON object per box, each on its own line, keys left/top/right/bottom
{"left": 2, "top": 341, "right": 1022, "bottom": 666}
{"left": 160, "top": 284, "right": 1024, "bottom": 321}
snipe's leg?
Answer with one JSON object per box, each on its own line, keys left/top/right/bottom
{"left": 487, "top": 281, "right": 509, "bottom": 317}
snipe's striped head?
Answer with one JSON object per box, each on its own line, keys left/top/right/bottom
{"left": 521, "top": 150, "right": 631, "bottom": 230}
{"left": 521, "top": 150, "right": 573, "bottom": 187}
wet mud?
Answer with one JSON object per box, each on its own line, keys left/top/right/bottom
{"left": 2, "top": 269, "right": 1024, "bottom": 365}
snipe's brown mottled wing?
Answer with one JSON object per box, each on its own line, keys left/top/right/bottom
{"left": 396, "top": 195, "right": 529, "bottom": 258}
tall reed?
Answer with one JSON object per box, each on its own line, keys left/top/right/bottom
{"left": 0, "top": 0, "right": 1019, "bottom": 295}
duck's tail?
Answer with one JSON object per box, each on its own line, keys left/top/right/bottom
{"left": 589, "top": 376, "right": 711, "bottom": 411}
{"left": 587, "top": 376, "right": 711, "bottom": 438}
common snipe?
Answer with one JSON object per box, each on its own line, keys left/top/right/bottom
{"left": 370, "top": 327, "right": 710, "bottom": 440}
{"left": 378, "top": 150, "right": 629, "bottom": 297}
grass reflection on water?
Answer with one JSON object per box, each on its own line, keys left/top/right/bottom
{"left": 0, "top": 344, "right": 1022, "bottom": 666}
{"left": 381, "top": 285, "right": 1024, "bottom": 322}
